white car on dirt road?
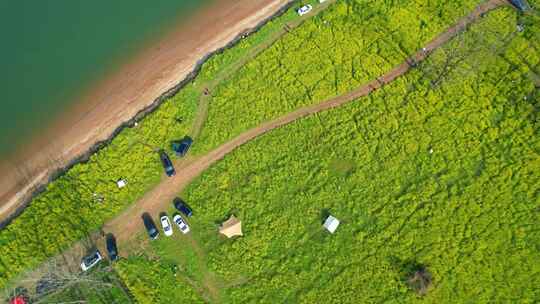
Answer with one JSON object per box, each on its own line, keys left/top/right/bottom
{"left": 297, "top": 4, "right": 312, "bottom": 16}
{"left": 173, "top": 214, "right": 190, "bottom": 234}
{"left": 80, "top": 250, "right": 102, "bottom": 271}
{"left": 160, "top": 215, "right": 173, "bottom": 236}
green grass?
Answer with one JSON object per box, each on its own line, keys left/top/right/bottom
{"left": 115, "top": 255, "right": 206, "bottom": 304}
{"left": 2, "top": 0, "right": 538, "bottom": 302}
{"left": 0, "top": 0, "right": 309, "bottom": 289}
{"left": 114, "top": 229, "right": 215, "bottom": 304}
{"left": 193, "top": 1, "right": 302, "bottom": 85}
{"left": 162, "top": 7, "right": 538, "bottom": 303}
{"left": 192, "top": 0, "right": 483, "bottom": 155}
{"left": 114, "top": 211, "right": 234, "bottom": 303}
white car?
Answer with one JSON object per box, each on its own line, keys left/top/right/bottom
{"left": 80, "top": 250, "right": 102, "bottom": 271}
{"left": 297, "top": 4, "right": 313, "bottom": 16}
{"left": 160, "top": 215, "right": 173, "bottom": 237}
{"left": 173, "top": 214, "right": 190, "bottom": 234}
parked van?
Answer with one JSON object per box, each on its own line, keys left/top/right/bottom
{"left": 142, "top": 213, "right": 159, "bottom": 240}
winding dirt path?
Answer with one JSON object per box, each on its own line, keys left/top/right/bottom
{"left": 104, "top": 0, "right": 509, "bottom": 243}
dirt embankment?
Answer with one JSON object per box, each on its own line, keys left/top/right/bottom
{"left": 0, "top": 0, "right": 293, "bottom": 225}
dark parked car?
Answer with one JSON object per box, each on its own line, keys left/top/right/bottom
{"left": 142, "top": 213, "right": 159, "bottom": 240}
{"left": 171, "top": 136, "right": 193, "bottom": 157}
{"left": 159, "top": 151, "right": 175, "bottom": 177}
{"left": 106, "top": 234, "right": 118, "bottom": 261}
{"left": 173, "top": 198, "right": 193, "bottom": 217}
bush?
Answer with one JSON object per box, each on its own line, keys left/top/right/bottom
{"left": 115, "top": 256, "right": 204, "bottom": 304}
{"left": 406, "top": 265, "right": 433, "bottom": 296}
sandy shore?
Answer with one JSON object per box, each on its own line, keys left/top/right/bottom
{"left": 0, "top": 0, "right": 290, "bottom": 223}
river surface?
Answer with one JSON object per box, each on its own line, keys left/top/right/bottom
{"left": 0, "top": 0, "right": 208, "bottom": 158}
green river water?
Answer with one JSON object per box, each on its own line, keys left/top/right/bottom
{"left": 0, "top": 0, "right": 208, "bottom": 158}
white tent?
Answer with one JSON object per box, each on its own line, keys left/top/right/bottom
{"left": 116, "top": 179, "right": 127, "bottom": 188}
{"left": 323, "top": 215, "right": 340, "bottom": 233}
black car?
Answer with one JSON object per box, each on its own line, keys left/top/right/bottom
{"left": 159, "top": 151, "right": 175, "bottom": 177}
{"left": 171, "top": 136, "right": 193, "bottom": 157}
{"left": 106, "top": 234, "right": 118, "bottom": 261}
{"left": 141, "top": 213, "right": 159, "bottom": 240}
{"left": 173, "top": 198, "right": 193, "bottom": 217}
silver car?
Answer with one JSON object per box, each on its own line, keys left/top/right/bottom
{"left": 80, "top": 250, "right": 102, "bottom": 271}
{"left": 173, "top": 214, "right": 190, "bottom": 234}
{"left": 161, "top": 215, "right": 173, "bottom": 237}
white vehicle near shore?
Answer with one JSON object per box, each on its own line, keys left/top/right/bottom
{"left": 160, "top": 215, "right": 173, "bottom": 236}
{"left": 297, "top": 4, "right": 312, "bottom": 16}
{"left": 80, "top": 250, "right": 102, "bottom": 272}
{"left": 173, "top": 214, "right": 190, "bottom": 234}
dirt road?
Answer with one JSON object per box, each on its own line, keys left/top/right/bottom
{"left": 190, "top": 0, "right": 336, "bottom": 139}
{"left": 103, "top": 0, "right": 509, "bottom": 243}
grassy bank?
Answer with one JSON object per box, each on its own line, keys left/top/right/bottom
{"left": 192, "top": 0, "right": 483, "bottom": 154}
{"left": 116, "top": 6, "right": 539, "bottom": 303}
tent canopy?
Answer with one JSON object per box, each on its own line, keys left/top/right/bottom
{"left": 219, "top": 215, "right": 243, "bottom": 238}
{"left": 323, "top": 215, "right": 340, "bottom": 233}
{"left": 116, "top": 179, "right": 127, "bottom": 188}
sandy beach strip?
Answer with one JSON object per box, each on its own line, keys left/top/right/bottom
{"left": 0, "top": 0, "right": 291, "bottom": 223}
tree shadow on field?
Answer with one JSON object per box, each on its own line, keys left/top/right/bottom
{"left": 319, "top": 208, "right": 331, "bottom": 224}
{"left": 389, "top": 256, "right": 433, "bottom": 296}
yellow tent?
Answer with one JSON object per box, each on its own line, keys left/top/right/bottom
{"left": 219, "top": 215, "right": 243, "bottom": 238}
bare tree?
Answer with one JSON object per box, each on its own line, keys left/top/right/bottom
{"left": 407, "top": 266, "right": 433, "bottom": 296}
{"left": 4, "top": 258, "right": 132, "bottom": 304}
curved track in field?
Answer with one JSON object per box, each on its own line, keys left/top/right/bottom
{"left": 104, "top": 0, "right": 508, "bottom": 242}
